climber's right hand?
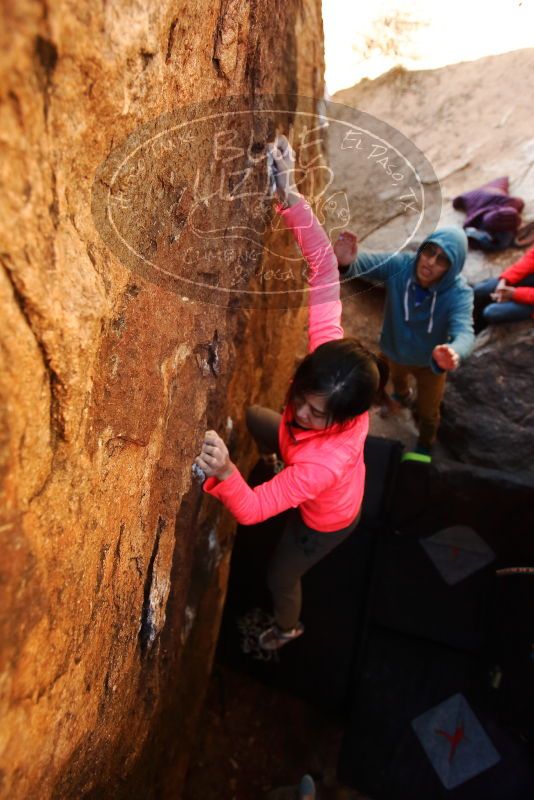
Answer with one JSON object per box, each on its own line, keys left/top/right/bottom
{"left": 268, "top": 134, "right": 301, "bottom": 207}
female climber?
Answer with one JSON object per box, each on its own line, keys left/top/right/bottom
{"left": 194, "top": 135, "right": 387, "bottom": 650}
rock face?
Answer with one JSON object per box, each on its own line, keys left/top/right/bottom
{"left": 0, "top": 1, "right": 325, "bottom": 797}
{"left": 441, "top": 321, "right": 534, "bottom": 474}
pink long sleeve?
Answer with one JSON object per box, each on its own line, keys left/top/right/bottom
{"left": 204, "top": 460, "right": 337, "bottom": 526}
{"left": 277, "top": 198, "right": 344, "bottom": 351}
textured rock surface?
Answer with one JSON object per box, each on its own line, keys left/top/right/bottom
{"left": 441, "top": 321, "right": 534, "bottom": 474}
{"left": 0, "top": 1, "right": 325, "bottom": 797}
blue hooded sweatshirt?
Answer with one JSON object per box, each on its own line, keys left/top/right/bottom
{"left": 343, "top": 227, "right": 475, "bottom": 373}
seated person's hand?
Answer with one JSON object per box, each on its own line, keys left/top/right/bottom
{"left": 432, "top": 344, "right": 460, "bottom": 371}
{"left": 195, "top": 430, "right": 234, "bottom": 481}
{"left": 496, "top": 284, "right": 515, "bottom": 303}
{"left": 491, "top": 277, "right": 513, "bottom": 303}
{"left": 334, "top": 231, "right": 358, "bottom": 268}
{"left": 268, "top": 135, "right": 300, "bottom": 207}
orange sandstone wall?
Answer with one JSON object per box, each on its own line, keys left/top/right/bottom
{"left": 0, "top": 1, "right": 325, "bottom": 797}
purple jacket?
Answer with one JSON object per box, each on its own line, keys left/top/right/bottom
{"left": 453, "top": 176, "right": 524, "bottom": 234}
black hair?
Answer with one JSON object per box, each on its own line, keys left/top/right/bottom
{"left": 288, "top": 338, "right": 389, "bottom": 426}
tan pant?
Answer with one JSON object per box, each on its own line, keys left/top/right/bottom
{"left": 387, "top": 359, "right": 447, "bottom": 448}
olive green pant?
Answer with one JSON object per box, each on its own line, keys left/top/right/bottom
{"left": 387, "top": 359, "right": 447, "bottom": 448}
{"left": 246, "top": 404, "right": 360, "bottom": 630}
{"left": 267, "top": 511, "right": 359, "bottom": 630}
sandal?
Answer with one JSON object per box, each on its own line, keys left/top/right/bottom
{"left": 260, "top": 453, "right": 284, "bottom": 474}
{"left": 258, "top": 621, "right": 304, "bottom": 650}
{"left": 514, "top": 220, "right": 534, "bottom": 248}
{"left": 379, "top": 388, "right": 414, "bottom": 418}
{"left": 299, "top": 774, "right": 316, "bottom": 800}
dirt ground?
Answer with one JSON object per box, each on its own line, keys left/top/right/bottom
{"left": 183, "top": 664, "right": 371, "bottom": 800}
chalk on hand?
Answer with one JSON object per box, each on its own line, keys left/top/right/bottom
{"left": 192, "top": 463, "right": 206, "bottom": 483}
{"left": 266, "top": 149, "right": 278, "bottom": 196}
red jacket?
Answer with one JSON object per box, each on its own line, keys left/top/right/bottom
{"left": 501, "top": 247, "right": 534, "bottom": 312}
{"left": 204, "top": 198, "right": 369, "bottom": 532}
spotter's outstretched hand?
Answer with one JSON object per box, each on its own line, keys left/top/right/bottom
{"left": 432, "top": 344, "right": 459, "bottom": 371}
{"left": 334, "top": 231, "right": 358, "bottom": 268}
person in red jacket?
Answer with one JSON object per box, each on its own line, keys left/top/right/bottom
{"left": 474, "top": 247, "right": 534, "bottom": 328}
{"left": 194, "top": 136, "right": 387, "bottom": 651}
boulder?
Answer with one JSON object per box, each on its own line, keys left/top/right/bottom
{"left": 441, "top": 321, "right": 534, "bottom": 474}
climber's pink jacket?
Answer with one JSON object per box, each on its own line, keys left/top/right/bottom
{"left": 203, "top": 198, "right": 368, "bottom": 532}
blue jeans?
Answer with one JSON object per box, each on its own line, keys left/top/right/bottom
{"left": 474, "top": 276, "right": 534, "bottom": 324}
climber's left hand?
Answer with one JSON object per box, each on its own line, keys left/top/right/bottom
{"left": 195, "top": 430, "right": 235, "bottom": 480}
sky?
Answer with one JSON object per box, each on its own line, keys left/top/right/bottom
{"left": 323, "top": 0, "right": 534, "bottom": 95}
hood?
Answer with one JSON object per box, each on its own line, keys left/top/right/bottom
{"left": 404, "top": 226, "right": 468, "bottom": 334}
{"left": 415, "top": 226, "right": 468, "bottom": 292}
